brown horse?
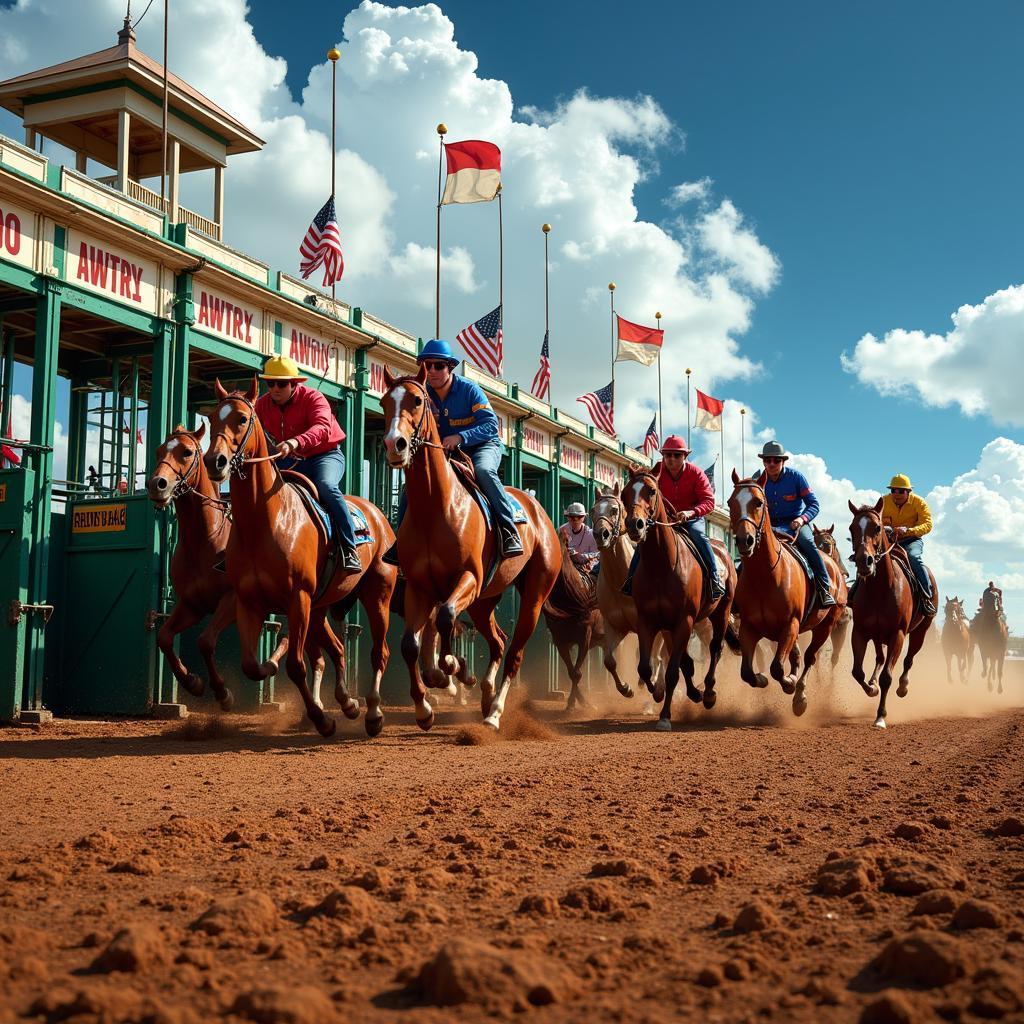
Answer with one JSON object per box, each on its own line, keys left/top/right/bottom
{"left": 590, "top": 485, "right": 666, "bottom": 701}
{"left": 204, "top": 379, "right": 396, "bottom": 737}
{"left": 541, "top": 536, "right": 605, "bottom": 711}
{"left": 848, "top": 499, "right": 938, "bottom": 728}
{"left": 941, "top": 596, "right": 970, "bottom": 685}
{"left": 622, "top": 466, "right": 736, "bottom": 730}
{"left": 970, "top": 592, "right": 1007, "bottom": 694}
{"left": 381, "top": 366, "right": 559, "bottom": 731}
{"left": 813, "top": 523, "right": 853, "bottom": 669}
{"left": 728, "top": 472, "right": 844, "bottom": 716}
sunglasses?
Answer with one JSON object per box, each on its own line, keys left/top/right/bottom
{"left": 423, "top": 360, "right": 451, "bottom": 371}
{"left": 890, "top": 488, "right": 909, "bottom": 494}
{"left": 266, "top": 380, "right": 294, "bottom": 389}
{"left": 663, "top": 452, "right": 684, "bottom": 458}
{"left": 763, "top": 457, "right": 785, "bottom": 464}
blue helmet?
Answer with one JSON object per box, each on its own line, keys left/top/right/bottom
{"left": 417, "top": 339, "right": 459, "bottom": 367}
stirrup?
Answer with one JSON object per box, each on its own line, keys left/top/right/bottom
{"left": 382, "top": 543, "right": 400, "bottom": 567}
{"left": 499, "top": 527, "right": 524, "bottom": 558}
{"left": 341, "top": 548, "right": 362, "bottom": 574}
{"left": 819, "top": 587, "right": 837, "bottom": 607}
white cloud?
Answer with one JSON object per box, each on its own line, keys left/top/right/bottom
{"left": 667, "top": 177, "right": 713, "bottom": 206}
{"left": 0, "top": 0, "right": 781, "bottom": 445}
{"left": 841, "top": 283, "right": 1024, "bottom": 426}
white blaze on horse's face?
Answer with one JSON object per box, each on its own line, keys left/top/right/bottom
{"left": 731, "top": 485, "right": 759, "bottom": 557}
{"left": 166, "top": 438, "right": 180, "bottom": 453}
{"left": 591, "top": 496, "right": 620, "bottom": 550}
{"left": 625, "top": 479, "right": 650, "bottom": 541}
{"left": 382, "top": 386, "right": 409, "bottom": 467}
{"left": 217, "top": 402, "right": 232, "bottom": 423}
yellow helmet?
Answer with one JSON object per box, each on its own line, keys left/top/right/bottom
{"left": 259, "top": 355, "right": 307, "bottom": 382}
{"left": 889, "top": 473, "right": 912, "bottom": 490}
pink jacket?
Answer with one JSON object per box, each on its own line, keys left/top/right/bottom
{"left": 254, "top": 385, "right": 344, "bottom": 457}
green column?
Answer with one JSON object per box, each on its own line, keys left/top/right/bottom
{"left": 172, "top": 272, "right": 192, "bottom": 429}
{"left": 548, "top": 438, "right": 561, "bottom": 523}
{"left": 349, "top": 346, "right": 369, "bottom": 500}
{"left": 23, "top": 279, "right": 61, "bottom": 711}
{"left": 508, "top": 416, "right": 524, "bottom": 490}
{"left": 149, "top": 322, "right": 174, "bottom": 468}
{"left": 585, "top": 453, "right": 597, "bottom": 509}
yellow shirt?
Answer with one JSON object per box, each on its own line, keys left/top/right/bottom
{"left": 881, "top": 493, "right": 932, "bottom": 539}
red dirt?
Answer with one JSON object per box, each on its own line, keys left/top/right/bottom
{"left": 1, "top": 656, "right": 1022, "bottom": 1023}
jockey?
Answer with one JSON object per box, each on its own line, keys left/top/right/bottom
{"left": 881, "top": 473, "right": 935, "bottom": 616}
{"left": 757, "top": 441, "right": 836, "bottom": 607}
{"left": 383, "top": 339, "right": 524, "bottom": 562}
{"left": 981, "top": 580, "right": 1002, "bottom": 616}
{"left": 254, "top": 355, "right": 361, "bottom": 574}
{"left": 559, "top": 502, "right": 599, "bottom": 574}
{"left": 622, "top": 434, "right": 725, "bottom": 600}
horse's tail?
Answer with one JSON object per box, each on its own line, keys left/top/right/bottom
{"left": 724, "top": 621, "right": 742, "bottom": 655}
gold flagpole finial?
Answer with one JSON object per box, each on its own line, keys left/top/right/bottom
{"left": 542, "top": 223, "right": 551, "bottom": 233}
{"left": 608, "top": 282, "right": 616, "bottom": 291}
{"left": 437, "top": 123, "right": 448, "bottom": 136}
{"left": 686, "top": 367, "right": 691, "bottom": 375}
{"left": 327, "top": 47, "right": 341, "bottom": 62}
{"left": 656, "top": 311, "right": 663, "bottom": 320}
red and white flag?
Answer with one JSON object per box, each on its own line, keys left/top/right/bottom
{"left": 441, "top": 140, "right": 501, "bottom": 205}
{"left": 615, "top": 315, "right": 664, "bottom": 367}
{"left": 694, "top": 389, "right": 724, "bottom": 432}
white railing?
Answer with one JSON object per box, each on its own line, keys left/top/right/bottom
{"left": 93, "top": 174, "right": 220, "bottom": 240}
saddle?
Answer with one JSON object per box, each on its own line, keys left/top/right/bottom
{"left": 658, "top": 496, "right": 719, "bottom": 605}
{"left": 890, "top": 547, "right": 932, "bottom": 617}
{"left": 771, "top": 529, "right": 821, "bottom": 624}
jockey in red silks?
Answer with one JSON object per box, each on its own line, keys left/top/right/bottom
{"left": 622, "top": 434, "right": 725, "bottom": 599}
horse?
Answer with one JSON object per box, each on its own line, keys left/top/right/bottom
{"left": 813, "top": 523, "right": 853, "bottom": 668}
{"left": 728, "top": 471, "right": 844, "bottom": 717}
{"left": 590, "top": 485, "right": 668, "bottom": 701}
{"left": 941, "top": 596, "right": 970, "bottom": 685}
{"left": 622, "top": 466, "right": 737, "bottom": 730}
{"left": 204, "top": 378, "right": 396, "bottom": 737}
{"left": 847, "top": 499, "right": 938, "bottom": 728}
{"left": 970, "top": 592, "right": 1007, "bottom": 694}
{"left": 380, "top": 365, "right": 560, "bottom": 731}
{"left": 541, "top": 535, "right": 606, "bottom": 711}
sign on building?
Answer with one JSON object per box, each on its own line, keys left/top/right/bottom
{"left": 560, "top": 441, "right": 586, "bottom": 476}
{"left": 68, "top": 228, "right": 163, "bottom": 314}
{"left": 281, "top": 321, "right": 340, "bottom": 383}
{"left": 71, "top": 503, "right": 127, "bottom": 533}
{"left": 0, "top": 199, "right": 35, "bottom": 270}
{"left": 194, "top": 285, "right": 264, "bottom": 350}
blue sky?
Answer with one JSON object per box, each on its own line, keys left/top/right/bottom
{"left": 245, "top": 0, "right": 1024, "bottom": 492}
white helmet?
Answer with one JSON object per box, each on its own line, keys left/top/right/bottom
{"left": 563, "top": 502, "right": 587, "bottom": 517}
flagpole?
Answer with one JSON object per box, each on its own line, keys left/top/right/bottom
{"left": 435, "top": 122, "right": 447, "bottom": 339}
{"left": 160, "top": 0, "right": 169, "bottom": 209}
{"left": 497, "top": 184, "right": 504, "bottom": 371}
{"left": 719, "top": 423, "right": 725, "bottom": 508}
{"left": 685, "top": 366, "right": 692, "bottom": 449}
{"left": 656, "top": 312, "right": 663, "bottom": 442}
{"left": 740, "top": 406, "right": 747, "bottom": 477}
{"left": 608, "top": 282, "right": 616, "bottom": 391}
{"left": 328, "top": 46, "right": 340, "bottom": 302}
{"left": 543, "top": 223, "right": 551, "bottom": 393}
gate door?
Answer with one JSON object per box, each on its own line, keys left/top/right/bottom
{"left": 63, "top": 493, "right": 160, "bottom": 714}
{"left": 0, "top": 467, "right": 34, "bottom": 719}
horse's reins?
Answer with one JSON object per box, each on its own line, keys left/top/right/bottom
{"left": 385, "top": 378, "right": 455, "bottom": 459}
{"left": 855, "top": 508, "right": 896, "bottom": 578}
{"left": 730, "top": 480, "right": 782, "bottom": 571}
{"left": 214, "top": 394, "right": 285, "bottom": 480}
{"left": 592, "top": 496, "right": 624, "bottom": 544}
{"left": 629, "top": 475, "right": 683, "bottom": 575}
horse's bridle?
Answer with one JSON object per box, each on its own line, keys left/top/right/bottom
{"left": 212, "top": 393, "right": 281, "bottom": 481}
{"left": 592, "top": 494, "right": 624, "bottom": 544}
{"left": 730, "top": 481, "right": 768, "bottom": 556}
{"left": 154, "top": 430, "right": 203, "bottom": 500}
{"left": 852, "top": 508, "right": 894, "bottom": 578}
{"left": 385, "top": 378, "right": 447, "bottom": 460}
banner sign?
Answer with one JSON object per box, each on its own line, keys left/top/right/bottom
{"left": 194, "top": 285, "right": 263, "bottom": 349}
{"left": 522, "top": 423, "right": 551, "bottom": 461}
{"left": 72, "top": 503, "right": 127, "bottom": 533}
{"left": 560, "top": 441, "right": 586, "bottom": 476}
{"left": 594, "top": 458, "right": 621, "bottom": 489}
{"left": 0, "top": 199, "right": 35, "bottom": 270}
{"left": 69, "top": 228, "right": 161, "bottom": 314}
{"left": 282, "top": 321, "right": 338, "bottom": 381}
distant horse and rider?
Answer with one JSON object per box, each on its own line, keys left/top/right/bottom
{"left": 971, "top": 581, "right": 1007, "bottom": 693}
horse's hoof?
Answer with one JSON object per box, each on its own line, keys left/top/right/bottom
{"left": 182, "top": 673, "right": 205, "bottom": 697}
{"left": 315, "top": 716, "right": 337, "bottom": 738}
{"left": 652, "top": 686, "right": 665, "bottom": 704}
{"left": 873, "top": 718, "right": 887, "bottom": 730}
{"left": 464, "top": 675, "right": 478, "bottom": 690}
{"left": 792, "top": 696, "right": 808, "bottom": 718}
{"left": 364, "top": 714, "right": 384, "bottom": 738}
{"left": 416, "top": 711, "right": 435, "bottom": 732}
{"left": 482, "top": 714, "right": 501, "bottom": 731}
{"left": 341, "top": 700, "right": 360, "bottom": 721}
{"left": 780, "top": 679, "right": 796, "bottom": 695}
{"left": 703, "top": 689, "right": 717, "bottom": 710}
{"left": 867, "top": 685, "right": 879, "bottom": 698}
{"left": 896, "top": 684, "right": 908, "bottom": 699}
{"left": 425, "top": 668, "right": 447, "bottom": 689}
{"left": 686, "top": 687, "right": 702, "bottom": 705}
{"left": 217, "top": 689, "right": 234, "bottom": 713}
{"left": 654, "top": 718, "right": 673, "bottom": 732}
{"left": 756, "top": 674, "right": 769, "bottom": 689}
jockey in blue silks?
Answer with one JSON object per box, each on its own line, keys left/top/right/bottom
{"left": 383, "top": 339, "right": 524, "bottom": 564}
{"left": 757, "top": 440, "right": 836, "bottom": 607}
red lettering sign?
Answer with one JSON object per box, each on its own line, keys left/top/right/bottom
{"left": 74, "top": 242, "right": 143, "bottom": 302}
{"left": 595, "top": 461, "right": 619, "bottom": 487}
{"left": 561, "top": 444, "right": 585, "bottom": 474}
{"left": 370, "top": 361, "right": 386, "bottom": 395}
{"left": 523, "top": 425, "right": 546, "bottom": 455}
{"left": 289, "top": 329, "right": 331, "bottom": 373}
{"left": 0, "top": 208, "right": 21, "bottom": 257}
{"left": 196, "top": 290, "right": 254, "bottom": 344}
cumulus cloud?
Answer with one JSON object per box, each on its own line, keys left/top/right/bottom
{"left": 841, "top": 283, "right": 1024, "bottom": 426}
{"left": 667, "top": 177, "right": 713, "bottom": 206}
{"left": 0, "top": 0, "right": 780, "bottom": 443}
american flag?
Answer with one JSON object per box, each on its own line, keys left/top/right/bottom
{"left": 299, "top": 195, "right": 344, "bottom": 287}
{"left": 577, "top": 381, "right": 615, "bottom": 436}
{"left": 531, "top": 330, "right": 550, "bottom": 400}
{"left": 705, "top": 461, "right": 716, "bottom": 494}
{"left": 641, "top": 415, "right": 659, "bottom": 457}
{"left": 455, "top": 305, "right": 503, "bottom": 377}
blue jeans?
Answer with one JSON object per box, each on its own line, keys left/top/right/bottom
{"left": 898, "top": 537, "right": 932, "bottom": 597}
{"left": 395, "top": 440, "right": 517, "bottom": 532}
{"left": 627, "top": 518, "right": 719, "bottom": 581}
{"left": 286, "top": 447, "right": 358, "bottom": 551}
{"left": 793, "top": 524, "right": 831, "bottom": 589}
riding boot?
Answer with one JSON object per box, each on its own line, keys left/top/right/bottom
{"left": 921, "top": 595, "right": 936, "bottom": 617}
{"left": 499, "top": 524, "right": 524, "bottom": 558}
{"left": 710, "top": 572, "right": 726, "bottom": 601}
{"left": 382, "top": 542, "right": 400, "bottom": 567}
{"left": 818, "top": 581, "right": 837, "bottom": 607}
{"left": 341, "top": 547, "right": 362, "bottom": 574}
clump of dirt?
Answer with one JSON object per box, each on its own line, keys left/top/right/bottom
{"left": 230, "top": 985, "right": 340, "bottom": 1024}
{"left": 162, "top": 714, "right": 246, "bottom": 742}
{"left": 453, "top": 697, "right": 558, "bottom": 745}
{"left": 191, "top": 891, "right": 278, "bottom": 937}
{"left": 870, "top": 930, "right": 974, "bottom": 988}
{"left": 414, "top": 936, "right": 579, "bottom": 1012}
{"left": 89, "top": 922, "right": 170, "bottom": 974}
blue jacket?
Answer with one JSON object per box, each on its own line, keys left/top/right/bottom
{"left": 427, "top": 376, "right": 504, "bottom": 452}
{"left": 760, "top": 466, "right": 820, "bottom": 535}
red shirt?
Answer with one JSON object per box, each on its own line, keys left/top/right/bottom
{"left": 254, "top": 384, "right": 345, "bottom": 457}
{"left": 654, "top": 460, "right": 715, "bottom": 519}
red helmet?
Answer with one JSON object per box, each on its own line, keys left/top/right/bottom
{"left": 660, "top": 434, "right": 690, "bottom": 454}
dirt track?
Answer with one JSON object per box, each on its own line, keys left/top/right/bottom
{"left": 1, "top": 654, "right": 1023, "bottom": 1024}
